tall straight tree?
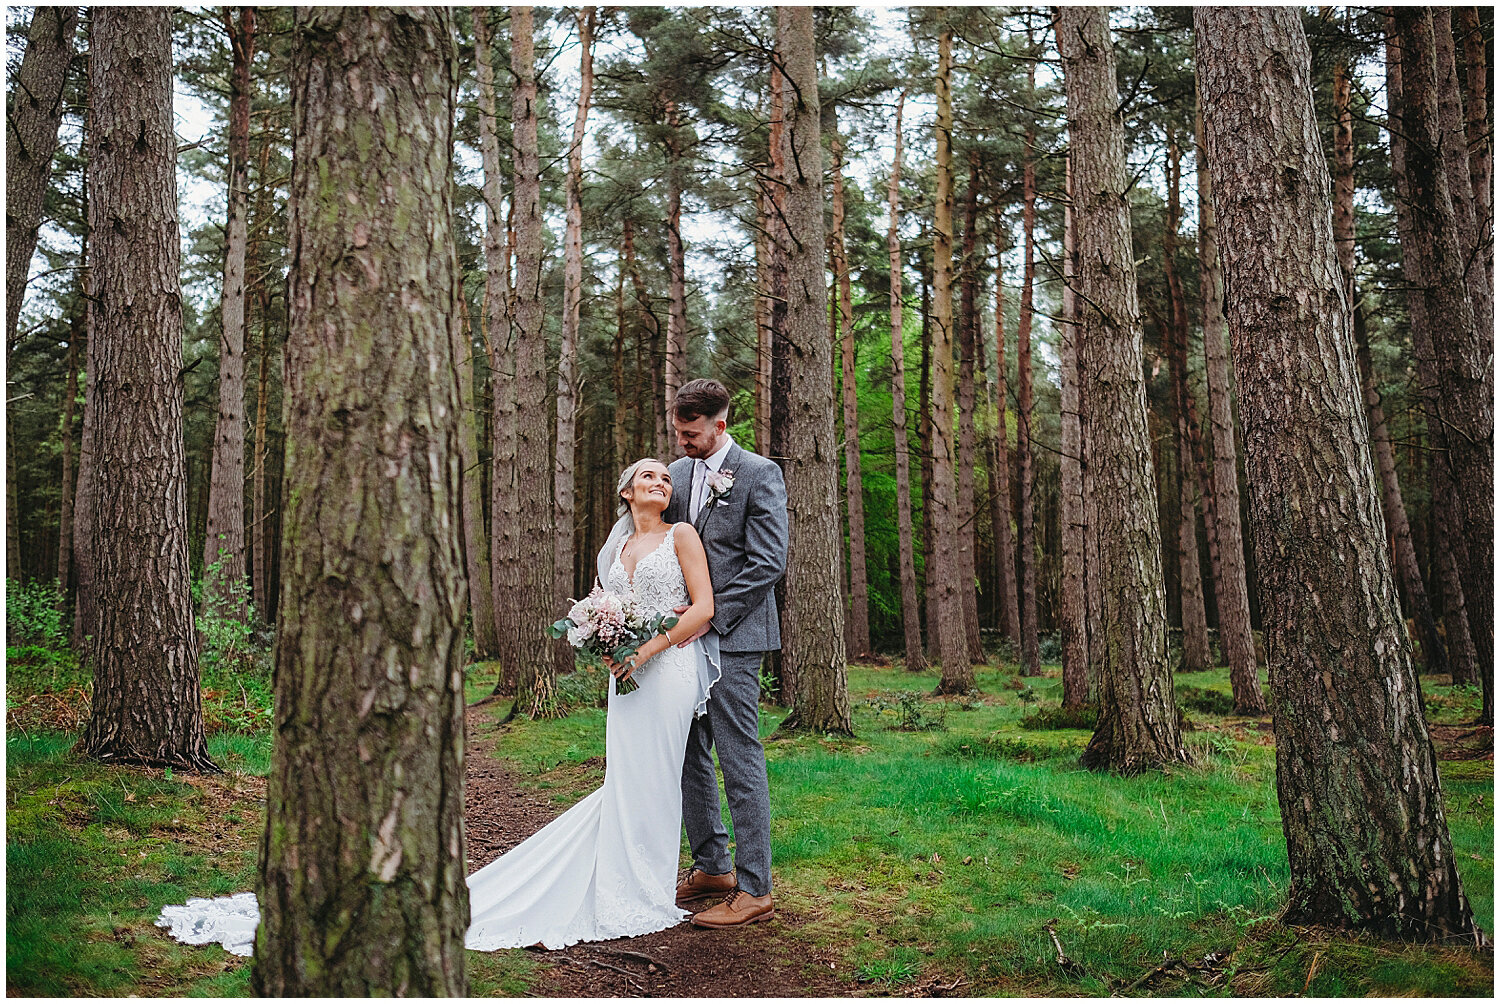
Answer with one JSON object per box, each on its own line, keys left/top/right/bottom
{"left": 828, "top": 100, "right": 871, "bottom": 660}
{"left": 1162, "top": 136, "right": 1210, "bottom": 675}
{"left": 1387, "top": 32, "right": 1483, "bottom": 689}
{"left": 1196, "top": 5, "right": 1477, "bottom": 940}
{"left": 1392, "top": 8, "right": 1494, "bottom": 722}
{"left": 1014, "top": 51, "right": 1041, "bottom": 678}
{"left": 1058, "top": 156, "right": 1088, "bottom": 708}
{"left": 554, "top": 7, "right": 597, "bottom": 674}
{"left": 7, "top": 6, "right": 81, "bottom": 580}
{"left": 203, "top": 7, "right": 255, "bottom": 605}
{"left": 509, "top": 5, "right": 559, "bottom": 718}
{"left": 1058, "top": 6, "right": 1186, "bottom": 773}
{"left": 775, "top": 5, "right": 850, "bottom": 735}
{"left": 1330, "top": 50, "right": 1446, "bottom": 677}
{"left": 255, "top": 9, "right": 469, "bottom": 993}
{"left": 1454, "top": 6, "right": 1492, "bottom": 295}
{"left": 956, "top": 153, "right": 984, "bottom": 662}
{"left": 887, "top": 90, "right": 925, "bottom": 670}
{"left": 475, "top": 7, "right": 518, "bottom": 690}
{"left": 1193, "top": 101, "right": 1264, "bottom": 714}
{"left": 989, "top": 219, "right": 1021, "bottom": 648}
{"left": 1432, "top": 9, "right": 1492, "bottom": 346}
{"left": 457, "top": 297, "right": 498, "bottom": 661}
{"left": 930, "top": 24, "right": 973, "bottom": 694}
{"left": 76, "top": 8, "right": 215, "bottom": 773}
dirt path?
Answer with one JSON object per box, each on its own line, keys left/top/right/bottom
{"left": 463, "top": 703, "right": 852, "bottom": 998}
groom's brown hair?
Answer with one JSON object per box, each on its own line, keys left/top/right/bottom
{"left": 673, "top": 379, "right": 731, "bottom": 422}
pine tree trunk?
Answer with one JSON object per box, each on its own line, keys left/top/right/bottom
{"left": 458, "top": 296, "right": 498, "bottom": 660}
{"left": 1391, "top": 9, "right": 1494, "bottom": 722}
{"left": 764, "top": 59, "right": 794, "bottom": 703}
{"left": 203, "top": 7, "right": 254, "bottom": 609}
{"left": 664, "top": 106, "right": 688, "bottom": 448}
{"left": 990, "top": 231, "right": 1021, "bottom": 649}
{"left": 754, "top": 187, "right": 773, "bottom": 456}
{"left": 888, "top": 92, "right": 925, "bottom": 671}
{"left": 1059, "top": 6, "right": 1186, "bottom": 772}
{"left": 931, "top": 29, "right": 973, "bottom": 694}
{"left": 71, "top": 310, "right": 96, "bottom": 649}
{"left": 6, "top": 5, "right": 80, "bottom": 350}
{"left": 58, "top": 312, "right": 82, "bottom": 594}
{"left": 1058, "top": 157, "right": 1088, "bottom": 707}
{"left": 508, "top": 5, "right": 559, "bottom": 719}
{"left": 1163, "top": 137, "right": 1211, "bottom": 675}
{"left": 957, "top": 154, "right": 984, "bottom": 664}
{"left": 77, "top": 7, "right": 214, "bottom": 773}
{"left": 554, "top": 8, "right": 595, "bottom": 676}
{"left": 775, "top": 6, "right": 850, "bottom": 734}
{"left": 251, "top": 289, "right": 271, "bottom": 620}
{"left": 1455, "top": 6, "right": 1493, "bottom": 295}
{"left": 475, "top": 8, "right": 519, "bottom": 694}
{"left": 259, "top": 9, "right": 468, "bottom": 993}
{"left": 1193, "top": 100, "right": 1264, "bottom": 714}
{"left": 919, "top": 272, "right": 939, "bottom": 659}
{"left": 828, "top": 107, "right": 871, "bottom": 660}
{"left": 1015, "top": 106, "right": 1040, "bottom": 678}
{"left": 1433, "top": 9, "right": 1493, "bottom": 347}
{"left": 1330, "top": 54, "right": 1446, "bottom": 677}
{"left": 613, "top": 244, "right": 629, "bottom": 474}
{"left": 7, "top": 5, "right": 80, "bottom": 581}
{"left": 1197, "top": 5, "right": 1477, "bottom": 939}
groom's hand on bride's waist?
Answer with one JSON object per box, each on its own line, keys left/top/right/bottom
{"left": 672, "top": 605, "right": 710, "bottom": 647}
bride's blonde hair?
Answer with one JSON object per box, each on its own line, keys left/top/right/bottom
{"left": 617, "top": 458, "right": 666, "bottom": 517}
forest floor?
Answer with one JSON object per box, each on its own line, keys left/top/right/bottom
{"left": 5, "top": 643, "right": 1494, "bottom": 997}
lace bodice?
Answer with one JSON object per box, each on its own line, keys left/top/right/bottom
{"left": 608, "top": 524, "right": 689, "bottom": 615}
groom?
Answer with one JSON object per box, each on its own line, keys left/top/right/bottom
{"left": 664, "top": 379, "right": 787, "bottom": 929}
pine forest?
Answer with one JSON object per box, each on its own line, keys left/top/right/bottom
{"left": 5, "top": 6, "right": 1494, "bottom": 997}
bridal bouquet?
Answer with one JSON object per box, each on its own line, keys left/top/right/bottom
{"left": 547, "top": 587, "right": 680, "bottom": 696}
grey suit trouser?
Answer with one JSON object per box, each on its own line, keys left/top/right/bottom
{"left": 681, "top": 649, "right": 772, "bottom": 897}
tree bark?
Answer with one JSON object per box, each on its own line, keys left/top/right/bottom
{"left": 256, "top": 9, "right": 469, "bottom": 994}
{"left": 663, "top": 103, "right": 688, "bottom": 450}
{"left": 1163, "top": 136, "right": 1211, "bottom": 675}
{"left": 458, "top": 295, "right": 498, "bottom": 660}
{"left": 508, "top": 5, "right": 559, "bottom": 719}
{"left": 1058, "top": 156, "right": 1088, "bottom": 708}
{"left": 829, "top": 104, "right": 871, "bottom": 660}
{"left": 7, "top": 5, "right": 80, "bottom": 581}
{"left": 930, "top": 28, "right": 973, "bottom": 694}
{"left": 1197, "top": 5, "right": 1477, "bottom": 940}
{"left": 1433, "top": 8, "right": 1493, "bottom": 347}
{"left": 1058, "top": 6, "right": 1186, "bottom": 773}
{"left": 990, "top": 223, "right": 1021, "bottom": 649}
{"left": 957, "top": 153, "right": 984, "bottom": 664}
{"left": 252, "top": 287, "right": 272, "bottom": 620}
{"left": 6, "top": 5, "right": 80, "bottom": 350}
{"left": 774, "top": 7, "right": 850, "bottom": 735}
{"left": 58, "top": 309, "right": 82, "bottom": 595}
{"left": 204, "top": 7, "right": 255, "bottom": 609}
{"left": 1455, "top": 7, "right": 1493, "bottom": 295}
{"left": 1329, "top": 52, "right": 1447, "bottom": 677}
{"left": 1192, "top": 100, "right": 1264, "bottom": 714}
{"left": 76, "top": 7, "right": 214, "bottom": 773}
{"left": 1015, "top": 94, "right": 1040, "bottom": 678}
{"left": 1392, "top": 8, "right": 1494, "bottom": 721}
{"left": 754, "top": 186, "right": 773, "bottom": 456}
{"left": 918, "top": 271, "right": 938, "bottom": 661}
{"left": 475, "top": 7, "right": 519, "bottom": 694}
{"left": 887, "top": 91, "right": 925, "bottom": 671}
{"left": 554, "top": 7, "right": 596, "bottom": 675}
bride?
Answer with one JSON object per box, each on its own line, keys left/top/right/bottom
{"left": 158, "top": 457, "right": 722, "bottom": 955}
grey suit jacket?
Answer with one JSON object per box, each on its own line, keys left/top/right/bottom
{"left": 665, "top": 441, "right": 788, "bottom": 653}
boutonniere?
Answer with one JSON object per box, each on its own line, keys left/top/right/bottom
{"left": 706, "top": 468, "right": 735, "bottom": 506}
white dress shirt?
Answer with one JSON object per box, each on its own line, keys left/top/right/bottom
{"left": 690, "top": 435, "right": 735, "bottom": 524}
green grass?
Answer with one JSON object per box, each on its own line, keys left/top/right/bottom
{"left": 7, "top": 647, "right": 1492, "bottom": 997}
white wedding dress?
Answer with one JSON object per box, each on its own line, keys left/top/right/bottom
{"left": 157, "top": 522, "right": 714, "bottom": 955}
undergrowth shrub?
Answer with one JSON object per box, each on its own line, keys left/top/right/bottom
{"left": 1176, "top": 684, "right": 1234, "bottom": 716}
{"left": 867, "top": 690, "right": 947, "bottom": 731}
{"left": 6, "top": 578, "right": 66, "bottom": 648}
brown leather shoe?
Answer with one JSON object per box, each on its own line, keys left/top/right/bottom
{"left": 690, "top": 889, "right": 774, "bottom": 928}
{"left": 676, "top": 868, "right": 737, "bottom": 909}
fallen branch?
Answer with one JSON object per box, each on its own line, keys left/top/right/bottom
{"left": 1044, "top": 919, "right": 1081, "bottom": 974}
